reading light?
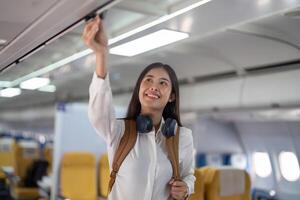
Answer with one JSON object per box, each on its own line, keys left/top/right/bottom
{"left": 0, "top": 88, "right": 21, "bottom": 97}
{"left": 20, "top": 77, "right": 50, "bottom": 90}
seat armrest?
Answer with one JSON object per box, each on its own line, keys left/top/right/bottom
{"left": 1, "top": 167, "right": 20, "bottom": 185}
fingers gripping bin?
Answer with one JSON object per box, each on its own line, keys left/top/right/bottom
{"left": 59, "top": 152, "right": 97, "bottom": 200}
{"left": 98, "top": 153, "right": 110, "bottom": 198}
{"left": 200, "top": 167, "right": 251, "bottom": 200}
{"left": 189, "top": 168, "right": 205, "bottom": 200}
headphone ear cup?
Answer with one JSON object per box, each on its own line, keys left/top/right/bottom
{"left": 162, "top": 118, "right": 177, "bottom": 138}
{"left": 136, "top": 115, "right": 153, "bottom": 133}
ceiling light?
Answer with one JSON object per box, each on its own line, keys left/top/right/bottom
{"left": 110, "top": 29, "right": 189, "bottom": 56}
{"left": 20, "top": 77, "right": 50, "bottom": 90}
{"left": 109, "top": 0, "right": 212, "bottom": 44}
{"left": 0, "top": 88, "right": 21, "bottom": 98}
{"left": 0, "top": 39, "right": 7, "bottom": 45}
{"left": 38, "top": 85, "right": 56, "bottom": 92}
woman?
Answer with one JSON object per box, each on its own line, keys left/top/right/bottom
{"left": 83, "top": 15, "right": 195, "bottom": 200}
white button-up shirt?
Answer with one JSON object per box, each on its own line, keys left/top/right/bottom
{"left": 88, "top": 73, "right": 195, "bottom": 200}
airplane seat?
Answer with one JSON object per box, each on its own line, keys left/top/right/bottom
{"left": 0, "top": 137, "right": 16, "bottom": 199}
{"left": 14, "top": 141, "right": 40, "bottom": 181}
{"left": 189, "top": 168, "right": 205, "bottom": 200}
{"left": 9, "top": 140, "right": 41, "bottom": 199}
{"left": 59, "top": 152, "right": 97, "bottom": 200}
{"left": 200, "top": 166, "right": 251, "bottom": 200}
{"left": 0, "top": 137, "right": 16, "bottom": 179}
{"left": 98, "top": 153, "right": 110, "bottom": 199}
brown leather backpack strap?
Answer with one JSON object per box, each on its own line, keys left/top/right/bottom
{"left": 165, "top": 127, "right": 180, "bottom": 180}
{"left": 108, "top": 120, "right": 137, "bottom": 193}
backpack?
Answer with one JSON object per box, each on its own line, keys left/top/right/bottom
{"left": 108, "top": 119, "right": 180, "bottom": 193}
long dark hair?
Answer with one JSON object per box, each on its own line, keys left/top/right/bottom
{"left": 126, "top": 62, "right": 182, "bottom": 126}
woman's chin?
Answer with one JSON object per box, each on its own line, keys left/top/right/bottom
{"left": 141, "top": 102, "right": 163, "bottom": 112}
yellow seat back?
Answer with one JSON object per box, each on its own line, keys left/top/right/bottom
{"left": 189, "top": 168, "right": 205, "bottom": 200}
{"left": 0, "top": 138, "right": 16, "bottom": 179}
{"left": 10, "top": 140, "right": 40, "bottom": 199}
{"left": 15, "top": 141, "right": 39, "bottom": 180}
{"left": 60, "top": 152, "right": 97, "bottom": 200}
{"left": 98, "top": 153, "right": 110, "bottom": 198}
{"left": 201, "top": 167, "right": 251, "bottom": 200}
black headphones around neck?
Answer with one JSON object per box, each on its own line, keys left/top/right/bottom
{"left": 136, "top": 115, "right": 178, "bottom": 137}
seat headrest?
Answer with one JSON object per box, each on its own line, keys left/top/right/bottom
{"left": 18, "top": 141, "right": 38, "bottom": 148}
{"left": 62, "top": 153, "right": 95, "bottom": 167}
{"left": 0, "top": 138, "right": 14, "bottom": 152}
{"left": 219, "top": 167, "right": 245, "bottom": 196}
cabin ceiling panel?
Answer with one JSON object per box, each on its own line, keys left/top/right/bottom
{"left": 198, "top": 31, "right": 300, "bottom": 69}
{"left": 0, "top": 0, "right": 60, "bottom": 45}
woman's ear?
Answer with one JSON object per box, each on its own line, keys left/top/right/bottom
{"left": 168, "top": 93, "right": 175, "bottom": 102}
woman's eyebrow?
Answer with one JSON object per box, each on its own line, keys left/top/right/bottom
{"left": 160, "top": 78, "right": 170, "bottom": 82}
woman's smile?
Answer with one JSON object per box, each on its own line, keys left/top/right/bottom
{"left": 145, "top": 90, "right": 161, "bottom": 99}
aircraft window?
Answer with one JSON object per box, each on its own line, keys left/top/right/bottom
{"left": 279, "top": 151, "right": 300, "bottom": 182}
{"left": 231, "top": 154, "right": 247, "bottom": 169}
{"left": 253, "top": 152, "right": 272, "bottom": 178}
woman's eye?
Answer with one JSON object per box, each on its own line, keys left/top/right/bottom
{"left": 160, "top": 81, "right": 167, "bottom": 86}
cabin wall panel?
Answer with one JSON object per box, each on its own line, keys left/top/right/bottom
{"left": 192, "top": 118, "right": 243, "bottom": 153}
{"left": 235, "top": 121, "right": 300, "bottom": 199}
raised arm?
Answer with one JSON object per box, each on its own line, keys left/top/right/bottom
{"left": 83, "top": 15, "right": 124, "bottom": 146}
{"left": 82, "top": 15, "right": 107, "bottom": 78}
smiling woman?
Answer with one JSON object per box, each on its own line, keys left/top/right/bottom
{"left": 84, "top": 15, "right": 195, "bottom": 200}
{"left": 128, "top": 63, "right": 180, "bottom": 129}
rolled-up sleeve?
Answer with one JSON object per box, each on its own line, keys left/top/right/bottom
{"left": 179, "top": 127, "right": 196, "bottom": 196}
{"left": 88, "top": 72, "right": 124, "bottom": 147}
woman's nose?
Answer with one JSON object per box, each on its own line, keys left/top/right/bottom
{"left": 149, "top": 85, "right": 158, "bottom": 91}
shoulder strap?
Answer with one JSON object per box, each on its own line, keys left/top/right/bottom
{"left": 108, "top": 120, "right": 136, "bottom": 193}
{"left": 165, "top": 128, "right": 180, "bottom": 180}
{"left": 108, "top": 121, "right": 180, "bottom": 193}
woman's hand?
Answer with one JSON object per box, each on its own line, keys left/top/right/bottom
{"left": 82, "top": 15, "right": 108, "bottom": 54}
{"left": 82, "top": 15, "right": 108, "bottom": 78}
{"left": 169, "top": 179, "right": 188, "bottom": 200}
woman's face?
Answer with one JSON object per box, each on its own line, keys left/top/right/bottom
{"left": 138, "top": 68, "right": 174, "bottom": 113}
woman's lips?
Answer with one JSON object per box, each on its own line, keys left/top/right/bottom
{"left": 145, "top": 91, "right": 160, "bottom": 99}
